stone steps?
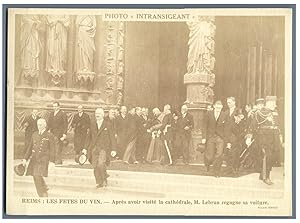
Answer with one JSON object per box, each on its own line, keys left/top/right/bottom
{"left": 14, "top": 181, "right": 164, "bottom": 198}
{"left": 14, "top": 166, "right": 284, "bottom": 199}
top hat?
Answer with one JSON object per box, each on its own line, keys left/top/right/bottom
{"left": 14, "top": 163, "right": 26, "bottom": 176}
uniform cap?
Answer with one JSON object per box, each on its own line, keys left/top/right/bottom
{"left": 255, "top": 98, "right": 265, "bottom": 105}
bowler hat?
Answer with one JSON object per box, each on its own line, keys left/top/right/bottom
{"left": 14, "top": 163, "right": 26, "bottom": 176}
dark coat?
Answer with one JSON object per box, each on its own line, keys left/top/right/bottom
{"left": 128, "top": 114, "right": 144, "bottom": 141}
{"left": 160, "top": 112, "right": 174, "bottom": 141}
{"left": 115, "top": 114, "right": 130, "bottom": 151}
{"left": 206, "top": 110, "right": 226, "bottom": 140}
{"left": 22, "top": 114, "right": 40, "bottom": 150}
{"left": 24, "top": 131, "right": 56, "bottom": 177}
{"left": 71, "top": 112, "right": 90, "bottom": 152}
{"left": 48, "top": 110, "right": 68, "bottom": 138}
{"left": 85, "top": 118, "right": 116, "bottom": 167}
{"left": 223, "top": 108, "right": 240, "bottom": 145}
{"left": 176, "top": 112, "right": 194, "bottom": 136}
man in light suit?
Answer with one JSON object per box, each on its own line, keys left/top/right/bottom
{"left": 85, "top": 108, "right": 116, "bottom": 188}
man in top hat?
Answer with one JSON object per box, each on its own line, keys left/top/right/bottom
{"left": 85, "top": 108, "right": 116, "bottom": 188}
{"left": 71, "top": 105, "right": 90, "bottom": 163}
{"left": 47, "top": 101, "right": 68, "bottom": 165}
{"left": 203, "top": 100, "right": 227, "bottom": 177}
{"left": 22, "top": 118, "right": 56, "bottom": 197}
{"left": 249, "top": 97, "right": 281, "bottom": 185}
{"left": 22, "top": 109, "right": 40, "bottom": 155}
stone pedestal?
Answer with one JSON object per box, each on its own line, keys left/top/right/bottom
{"left": 184, "top": 16, "right": 216, "bottom": 164}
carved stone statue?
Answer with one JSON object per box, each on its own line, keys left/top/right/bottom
{"left": 45, "top": 15, "right": 70, "bottom": 86}
{"left": 20, "top": 15, "right": 42, "bottom": 85}
{"left": 74, "top": 15, "right": 96, "bottom": 84}
{"left": 186, "top": 16, "right": 216, "bottom": 75}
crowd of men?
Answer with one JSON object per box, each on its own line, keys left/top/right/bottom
{"left": 20, "top": 96, "right": 283, "bottom": 197}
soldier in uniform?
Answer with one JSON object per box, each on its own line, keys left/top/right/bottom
{"left": 22, "top": 118, "right": 56, "bottom": 197}
{"left": 250, "top": 97, "right": 281, "bottom": 185}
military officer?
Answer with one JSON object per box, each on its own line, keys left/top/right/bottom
{"left": 22, "top": 118, "right": 56, "bottom": 197}
{"left": 250, "top": 98, "right": 281, "bottom": 185}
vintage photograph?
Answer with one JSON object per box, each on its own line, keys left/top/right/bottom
{"left": 5, "top": 7, "right": 293, "bottom": 216}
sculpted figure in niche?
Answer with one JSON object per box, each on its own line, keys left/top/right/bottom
{"left": 45, "top": 15, "right": 70, "bottom": 86}
{"left": 186, "top": 17, "right": 215, "bottom": 74}
{"left": 20, "top": 15, "right": 42, "bottom": 85}
{"left": 75, "top": 15, "right": 96, "bottom": 74}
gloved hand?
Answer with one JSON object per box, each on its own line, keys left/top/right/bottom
{"left": 82, "top": 149, "right": 87, "bottom": 155}
{"left": 21, "top": 159, "right": 27, "bottom": 166}
{"left": 111, "top": 151, "right": 117, "bottom": 157}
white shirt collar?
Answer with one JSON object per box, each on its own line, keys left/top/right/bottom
{"left": 96, "top": 119, "right": 104, "bottom": 128}
{"left": 229, "top": 106, "right": 236, "bottom": 116}
{"left": 39, "top": 129, "right": 46, "bottom": 135}
{"left": 54, "top": 110, "right": 60, "bottom": 116}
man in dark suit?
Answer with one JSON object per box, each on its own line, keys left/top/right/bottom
{"left": 123, "top": 107, "right": 143, "bottom": 164}
{"left": 203, "top": 100, "right": 226, "bottom": 177}
{"left": 175, "top": 104, "right": 194, "bottom": 165}
{"left": 85, "top": 108, "right": 116, "bottom": 188}
{"left": 47, "top": 101, "right": 68, "bottom": 165}
{"left": 105, "top": 108, "right": 117, "bottom": 138}
{"left": 22, "top": 109, "right": 40, "bottom": 155}
{"left": 22, "top": 118, "right": 56, "bottom": 197}
{"left": 115, "top": 106, "right": 129, "bottom": 159}
{"left": 223, "top": 97, "right": 242, "bottom": 175}
{"left": 71, "top": 105, "right": 90, "bottom": 162}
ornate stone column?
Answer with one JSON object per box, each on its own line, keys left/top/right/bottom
{"left": 184, "top": 16, "right": 215, "bottom": 163}
{"left": 104, "top": 21, "right": 125, "bottom": 105}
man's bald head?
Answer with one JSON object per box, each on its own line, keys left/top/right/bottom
{"left": 37, "top": 118, "right": 47, "bottom": 132}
